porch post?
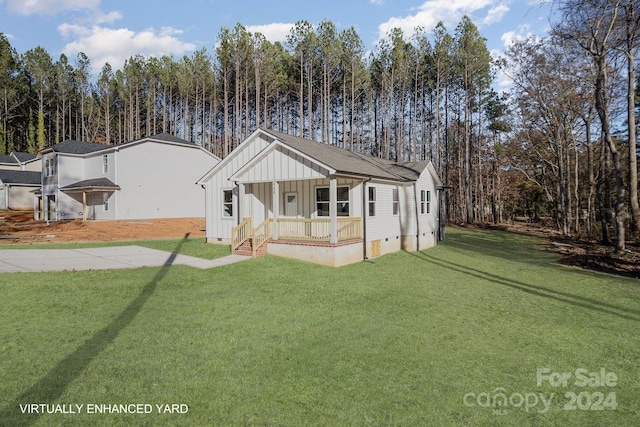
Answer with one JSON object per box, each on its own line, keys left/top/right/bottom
{"left": 330, "top": 175, "right": 337, "bottom": 244}
{"left": 272, "top": 181, "right": 279, "bottom": 240}
{"left": 82, "top": 191, "right": 87, "bottom": 221}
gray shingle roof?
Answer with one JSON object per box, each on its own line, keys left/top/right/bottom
{"left": 11, "top": 152, "right": 37, "bottom": 162}
{"left": 59, "top": 178, "right": 120, "bottom": 190}
{"left": 146, "top": 133, "right": 195, "bottom": 145}
{"left": 53, "top": 140, "right": 110, "bottom": 155}
{"left": 0, "top": 154, "right": 17, "bottom": 164}
{"left": 0, "top": 170, "right": 41, "bottom": 185}
{"left": 262, "top": 129, "right": 429, "bottom": 182}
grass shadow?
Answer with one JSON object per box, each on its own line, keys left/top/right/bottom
{"left": 0, "top": 233, "right": 191, "bottom": 426}
{"left": 407, "top": 250, "right": 640, "bottom": 322}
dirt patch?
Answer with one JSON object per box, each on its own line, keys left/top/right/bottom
{"left": 470, "top": 221, "right": 640, "bottom": 279}
{"left": 0, "top": 211, "right": 205, "bottom": 244}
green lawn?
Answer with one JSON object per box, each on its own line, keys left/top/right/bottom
{"left": 0, "top": 228, "right": 638, "bottom": 426}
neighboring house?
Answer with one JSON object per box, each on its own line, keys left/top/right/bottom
{"left": 0, "top": 170, "right": 41, "bottom": 210}
{"left": 36, "top": 134, "right": 220, "bottom": 221}
{"left": 197, "top": 128, "right": 444, "bottom": 267}
{"left": 0, "top": 152, "right": 41, "bottom": 171}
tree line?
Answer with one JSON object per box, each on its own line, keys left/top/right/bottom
{"left": 0, "top": 1, "right": 638, "bottom": 250}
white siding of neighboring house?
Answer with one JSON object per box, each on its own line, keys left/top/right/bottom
{"left": 23, "top": 160, "right": 42, "bottom": 172}
{"left": 53, "top": 155, "right": 86, "bottom": 220}
{"left": 81, "top": 150, "right": 117, "bottom": 220}
{"left": 5, "top": 185, "right": 39, "bottom": 210}
{"left": 109, "top": 141, "right": 216, "bottom": 220}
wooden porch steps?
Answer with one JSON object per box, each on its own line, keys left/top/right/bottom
{"left": 232, "top": 238, "right": 269, "bottom": 257}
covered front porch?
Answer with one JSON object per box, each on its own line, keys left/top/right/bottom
{"left": 231, "top": 177, "right": 364, "bottom": 266}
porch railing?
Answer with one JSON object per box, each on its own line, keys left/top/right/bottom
{"left": 231, "top": 217, "right": 252, "bottom": 252}
{"left": 276, "top": 217, "right": 362, "bottom": 242}
{"left": 252, "top": 218, "right": 272, "bottom": 257}
{"left": 231, "top": 217, "right": 362, "bottom": 255}
{"left": 337, "top": 217, "right": 362, "bottom": 241}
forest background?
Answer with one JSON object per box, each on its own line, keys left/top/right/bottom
{"left": 0, "top": 0, "right": 638, "bottom": 251}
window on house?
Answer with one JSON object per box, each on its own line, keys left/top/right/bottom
{"left": 393, "top": 188, "right": 399, "bottom": 215}
{"left": 103, "top": 192, "right": 109, "bottom": 211}
{"left": 368, "top": 187, "right": 376, "bottom": 217}
{"left": 45, "top": 157, "right": 56, "bottom": 177}
{"left": 421, "top": 190, "right": 431, "bottom": 214}
{"left": 102, "top": 154, "right": 109, "bottom": 174}
{"left": 222, "top": 189, "right": 233, "bottom": 217}
{"left": 316, "top": 186, "right": 350, "bottom": 217}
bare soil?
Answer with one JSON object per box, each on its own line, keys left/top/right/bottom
{"left": 0, "top": 211, "right": 205, "bottom": 244}
{"left": 470, "top": 222, "right": 640, "bottom": 279}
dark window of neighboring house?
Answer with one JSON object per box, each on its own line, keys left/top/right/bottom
{"left": 103, "top": 154, "right": 109, "bottom": 174}
{"left": 421, "top": 190, "right": 426, "bottom": 214}
{"left": 393, "top": 188, "right": 399, "bottom": 215}
{"left": 368, "top": 187, "right": 376, "bottom": 217}
{"left": 223, "top": 189, "right": 233, "bottom": 217}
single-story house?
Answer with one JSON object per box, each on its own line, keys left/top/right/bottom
{"left": 36, "top": 134, "right": 220, "bottom": 221}
{"left": 0, "top": 170, "right": 41, "bottom": 210}
{"left": 197, "top": 128, "right": 444, "bottom": 267}
{"left": 0, "top": 152, "right": 41, "bottom": 172}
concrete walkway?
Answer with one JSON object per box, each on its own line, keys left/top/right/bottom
{"left": 0, "top": 245, "right": 250, "bottom": 273}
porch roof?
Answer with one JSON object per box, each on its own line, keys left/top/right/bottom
{"left": 59, "top": 177, "right": 120, "bottom": 192}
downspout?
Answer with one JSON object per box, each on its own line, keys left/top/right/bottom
{"left": 233, "top": 181, "right": 241, "bottom": 226}
{"left": 413, "top": 182, "right": 420, "bottom": 252}
{"left": 362, "top": 177, "right": 372, "bottom": 260}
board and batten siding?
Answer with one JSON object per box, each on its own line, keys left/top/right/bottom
{"left": 202, "top": 134, "right": 271, "bottom": 242}
{"left": 234, "top": 145, "right": 326, "bottom": 183}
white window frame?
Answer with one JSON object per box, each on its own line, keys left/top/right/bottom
{"left": 103, "top": 192, "right": 109, "bottom": 212}
{"left": 222, "top": 189, "right": 234, "bottom": 218}
{"left": 102, "top": 154, "right": 109, "bottom": 174}
{"left": 421, "top": 190, "right": 431, "bottom": 214}
{"left": 316, "top": 185, "right": 350, "bottom": 217}
{"left": 368, "top": 186, "right": 376, "bottom": 217}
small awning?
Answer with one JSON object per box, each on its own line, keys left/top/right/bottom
{"left": 59, "top": 178, "right": 120, "bottom": 193}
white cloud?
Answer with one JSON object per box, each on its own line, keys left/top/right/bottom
{"left": 500, "top": 24, "right": 533, "bottom": 48}
{"left": 5, "top": 0, "right": 100, "bottom": 15}
{"left": 377, "top": 0, "right": 495, "bottom": 38}
{"left": 482, "top": 4, "right": 509, "bottom": 25}
{"left": 60, "top": 24, "right": 196, "bottom": 73}
{"left": 246, "top": 23, "right": 294, "bottom": 44}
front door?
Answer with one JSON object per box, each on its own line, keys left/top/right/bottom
{"left": 284, "top": 192, "right": 298, "bottom": 217}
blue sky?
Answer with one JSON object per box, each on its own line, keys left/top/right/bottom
{"left": 0, "top": 0, "right": 552, "bottom": 79}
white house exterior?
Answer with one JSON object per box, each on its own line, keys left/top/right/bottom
{"left": 0, "top": 152, "right": 41, "bottom": 172}
{"left": 197, "top": 128, "right": 444, "bottom": 267}
{"left": 0, "top": 170, "right": 41, "bottom": 210}
{"left": 36, "top": 134, "right": 220, "bottom": 221}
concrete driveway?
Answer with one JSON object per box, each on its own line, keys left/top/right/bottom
{"left": 0, "top": 245, "right": 249, "bottom": 273}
